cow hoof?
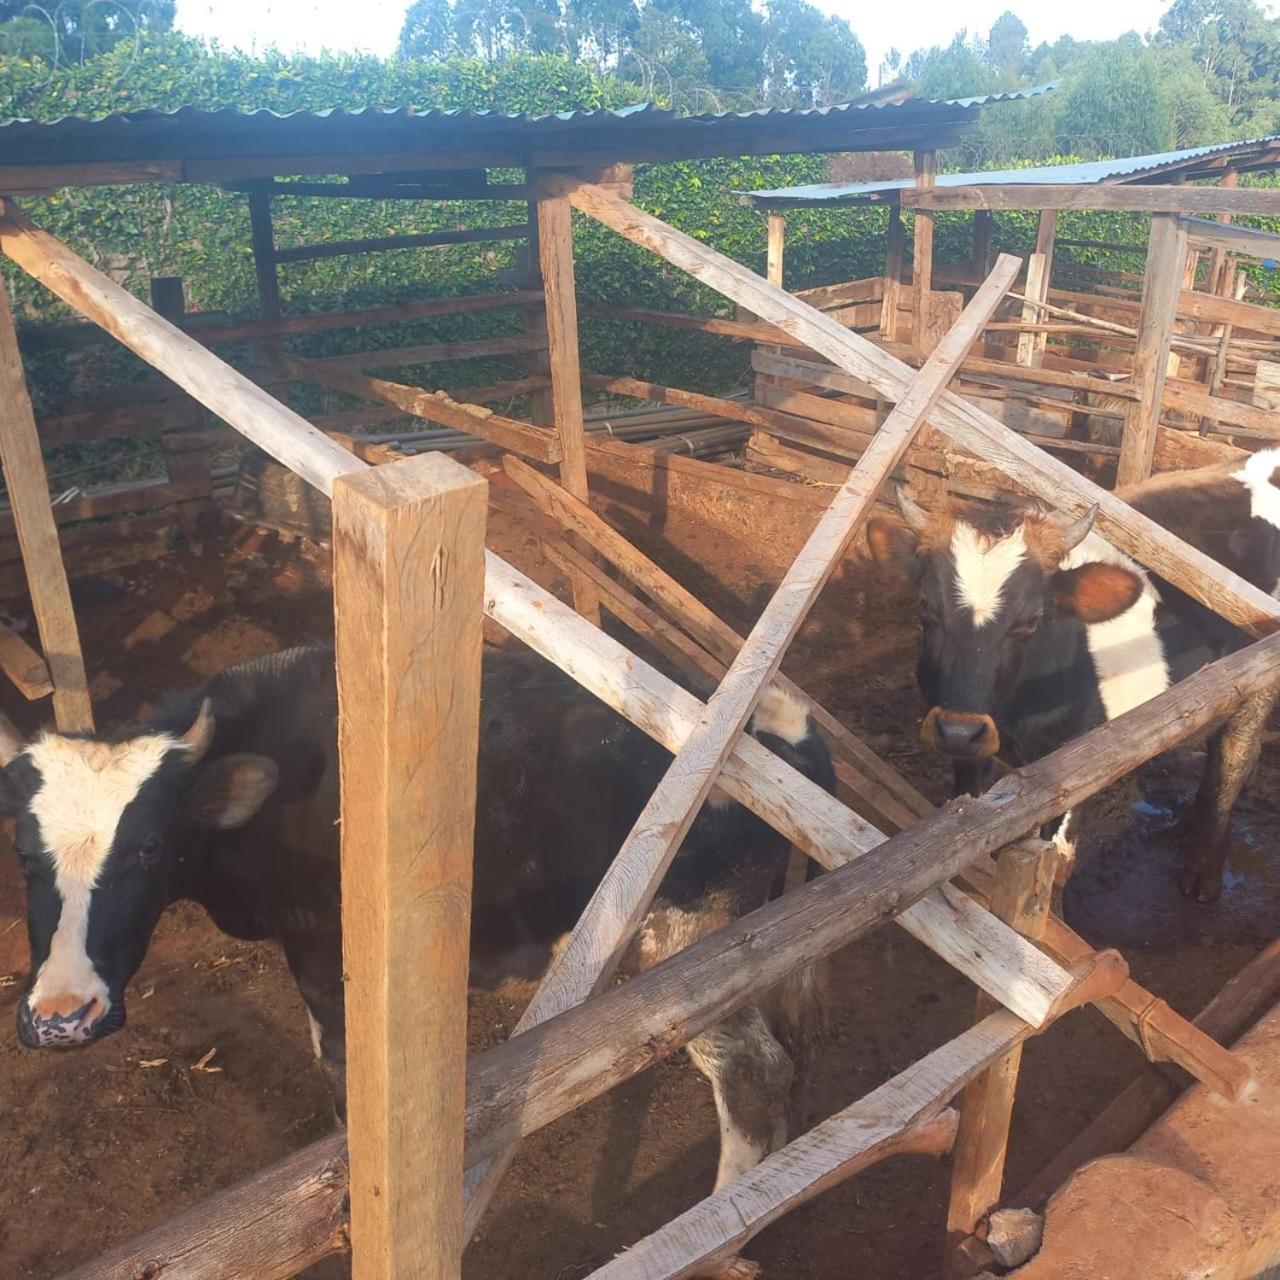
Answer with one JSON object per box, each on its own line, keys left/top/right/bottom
{"left": 699, "top": 1256, "right": 762, "bottom": 1280}
{"left": 1178, "top": 862, "right": 1224, "bottom": 905}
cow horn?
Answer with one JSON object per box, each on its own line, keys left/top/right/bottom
{"left": 179, "top": 698, "right": 215, "bottom": 764}
{"left": 1052, "top": 504, "right": 1099, "bottom": 554}
{"left": 0, "top": 712, "right": 25, "bottom": 767}
{"left": 896, "top": 485, "right": 931, "bottom": 534}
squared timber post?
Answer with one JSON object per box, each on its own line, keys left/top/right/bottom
{"left": 333, "top": 452, "right": 486, "bottom": 1280}
{"left": 533, "top": 174, "right": 599, "bottom": 620}
{"left": 248, "top": 188, "right": 282, "bottom": 324}
{"left": 881, "top": 204, "right": 905, "bottom": 339}
{"left": 912, "top": 150, "right": 937, "bottom": 354}
{"left": 1117, "top": 213, "right": 1188, "bottom": 486}
{"left": 0, "top": 284, "right": 92, "bottom": 731}
{"left": 946, "top": 840, "right": 1057, "bottom": 1276}
{"left": 970, "top": 210, "right": 994, "bottom": 281}
{"left": 766, "top": 214, "right": 785, "bottom": 287}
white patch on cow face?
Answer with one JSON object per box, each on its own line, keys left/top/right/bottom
{"left": 1061, "top": 533, "right": 1170, "bottom": 721}
{"left": 23, "top": 733, "right": 179, "bottom": 1024}
{"left": 751, "top": 686, "right": 811, "bottom": 747}
{"left": 950, "top": 522, "right": 1027, "bottom": 627}
{"left": 1234, "top": 448, "right": 1280, "bottom": 534}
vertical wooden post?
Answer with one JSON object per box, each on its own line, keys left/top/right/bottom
{"left": 520, "top": 178, "right": 556, "bottom": 429}
{"left": 945, "top": 840, "right": 1057, "bottom": 1277}
{"left": 534, "top": 176, "right": 598, "bottom": 620}
{"left": 912, "top": 150, "right": 937, "bottom": 354}
{"left": 333, "top": 452, "right": 486, "bottom": 1280}
{"left": 149, "top": 276, "right": 186, "bottom": 322}
{"left": 970, "top": 210, "right": 993, "bottom": 281}
{"left": 1015, "top": 253, "right": 1049, "bottom": 368}
{"left": 881, "top": 204, "right": 905, "bottom": 339}
{"left": 766, "top": 214, "right": 785, "bottom": 288}
{"left": 1033, "top": 209, "right": 1058, "bottom": 283}
{"left": 1117, "top": 214, "right": 1188, "bottom": 487}
{"left": 1207, "top": 169, "right": 1240, "bottom": 297}
{"left": 248, "top": 189, "right": 282, "bottom": 324}
{"left": 0, "top": 285, "right": 92, "bottom": 731}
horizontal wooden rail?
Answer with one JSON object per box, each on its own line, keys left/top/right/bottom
{"left": 580, "top": 302, "right": 797, "bottom": 344}
{"left": 280, "top": 355, "right": 561, "bottom": 464}
{"left": 58, "top": 621, "right": 1280, "bottom": 1280}
{"left": 901, "top": 185, "right": 1280, "bottom": 215}
{"left": 1182, "top": 215, "right": 1280, "bottom": 257}
{"left": 273, "top": 223, "right": 529, "bottom": 264}
{"left": 24, "top": 290, "right": 544, "bottom": 350}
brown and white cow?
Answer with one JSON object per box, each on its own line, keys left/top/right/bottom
{"left": 2, "top": 645, "right": 835, "bottom": 1197}
{"left": 866, "top": 447, "right": 1280, "bottom": 901}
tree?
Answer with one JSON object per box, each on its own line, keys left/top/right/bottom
{"left": 987, "top": 11, "right": 1027, "bottom": 77}
{"left": 1159, "top": 0, "right": 1280, "bottom": 123}
{"left": 762, "top": 0, "right": 865, "bottom": 106}
{"left": 904, "top": 32, "right": 995, "bottom": 100}
{"left": 1058, "top": 39, "right": 1176, "bottom": 155}
{"left": 0, "top": 0, "right": 173, "bottom": 63}
{"left": 400, "top": 0, "right": 453, "bottom": 57}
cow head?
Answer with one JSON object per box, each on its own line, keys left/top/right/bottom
{"left": 866, "top": 490, "right": 1144, "bottom": 762}
{"left": 0, "top": 701, "right": 278, "bottom": 1049}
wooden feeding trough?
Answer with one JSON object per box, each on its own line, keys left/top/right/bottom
{"left": 0, "top": 94, "right": 1279, "bottom": 1280}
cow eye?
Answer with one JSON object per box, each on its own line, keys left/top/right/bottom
{"left": 138, "top": 835, "right": 162, "bottom": 871}
{"left": 14, "top": 847, "right": 33, "bottom": 875}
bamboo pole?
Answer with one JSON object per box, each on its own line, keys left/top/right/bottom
{"left": 333, "top": 453, "right": 486, "bottom": 1280}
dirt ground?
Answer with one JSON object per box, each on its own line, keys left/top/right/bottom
{"left": 1, "top": 480, "right": 1279, "bottom": 1280}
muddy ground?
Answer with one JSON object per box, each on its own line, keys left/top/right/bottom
{"left": 1, "top": 474, "right": 1278, "bottom": 1280}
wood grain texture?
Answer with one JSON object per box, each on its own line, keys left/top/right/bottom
{"left": 912, "top": 151, "right": 937, "bottom": 353}
{"left": 333, "top": 453, "right": 486, "bottom": 1280}
{"left": 0, "top": 620, "right": 53, "bottom": 700}
{"left": 1118, "top": 215, "right": 1189, "bottom": 486}
{"left": 0, "top": 201, "right": 363, "bottom": 499}
{"left": 883, "top": 205, "right": 905, "bottom": 338}
{"left": 281, "top": 355, "right": 561, "bottom": 463}
{"left": 1015, "top": 253, "right": 1049, "bottom": 368}
{"left": 0, "top": 284, "right": 92, "bottom": 730}
{"left": 946, "top": 841, "right": 1057, "bottom": 1275}
{"left": 766, "top": 214, "right": 785, "bottom": 287}
{"left": 557, "top": 178, "right": 1280, "bottom": 635}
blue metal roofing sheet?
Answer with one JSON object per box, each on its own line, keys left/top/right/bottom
{"left": 746, "top": 132, "right": 1280, "bottom": 206}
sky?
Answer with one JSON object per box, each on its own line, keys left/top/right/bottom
{"left": 173, "top": 0, "right": 1172, "bottom": 76}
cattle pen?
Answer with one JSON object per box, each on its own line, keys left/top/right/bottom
{"left": 2, "top": 94, "right": 1280, "bottom": 1280}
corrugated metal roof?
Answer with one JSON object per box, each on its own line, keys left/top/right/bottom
{"left": 0, "top": 85, "right": 1055, "bottom": 183}
{"left": 745, "top": 132, "right": 1280, "bottom": 207}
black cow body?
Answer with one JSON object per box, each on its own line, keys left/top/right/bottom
{"left": 867, "top": 449, "right": 1280, "bottom": 901}
{"left": 4, "top": 644, "right": 834, "bottom": 1194}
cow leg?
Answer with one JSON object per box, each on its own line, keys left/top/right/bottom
{"left": 687, "top": 1003, "right": 794, "bottom": 1192}
{"left": 1179, "top": 687, "right": 1280, "bottom": 904}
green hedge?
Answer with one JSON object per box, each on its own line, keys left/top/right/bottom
{"left": 5, "top": 36, "right": 1280, "bottom": 424}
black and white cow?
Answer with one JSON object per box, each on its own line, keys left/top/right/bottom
{"left": 2, "top": 645, "right": 834, "bottom": 1195}
{"left": 866, "top": 447, "right": 1280, "bottom": 902}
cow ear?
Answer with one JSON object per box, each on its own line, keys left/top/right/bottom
{"left": 190, "top": 754, "right": 279, "bottom": 830}
{"left": 1053, "top": 562, "right": 1145, "bottom": 624}
{"left": 866, "top": 518, "right": 921, "bottom": 580}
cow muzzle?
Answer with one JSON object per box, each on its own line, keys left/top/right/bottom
{"left": 17, "top": 992, "right": 111, "bottom": 1049}
{"left": 921, "top": 708, "right": 1000, "bottom": 760}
